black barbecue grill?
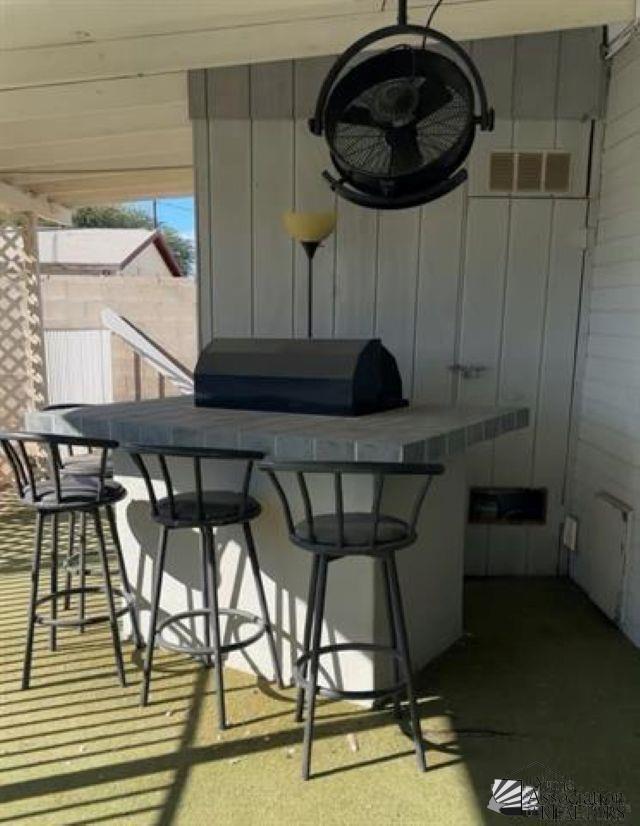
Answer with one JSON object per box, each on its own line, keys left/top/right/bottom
{"left": 194, "top": 338, "right": 407, "bottom": 416}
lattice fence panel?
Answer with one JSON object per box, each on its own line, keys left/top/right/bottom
{"left": 0, "top": 214, "right": 48, "bottom": 487}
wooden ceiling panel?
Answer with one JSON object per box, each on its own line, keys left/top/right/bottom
{"left": 0, "top": 0, "right": 632, "bottom": 217}
{"left": 0, "top": 1, "right": 632, "bottom": 90}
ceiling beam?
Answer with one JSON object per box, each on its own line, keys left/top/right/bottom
{"left": 57, "top": 183, "right": 194, "bottom": 207}
{"left": 0, "top": 128, "right": 192, "bottom": 170}
{"left": 0, "top": 74, "right": 186, "bottom": 124}
{"left": 0, "top": 1, "right": 382, "bottom": 51}
{"left": 0, "top": 0, "right": 632, "bottom": 90}
{"left": 0, "top": 180, "right": 72, "bottom": 224}
{"left": 12, "top": 166, "right": 194, "bottom": 206}
{"left": 4, "top": 167, "right": 189, "bottom": 187}
{"left": 28, "top": 170, "right": 193, "bottom": 197}
{"left": 0, "top": 104, "right": 188, "bottom": 150}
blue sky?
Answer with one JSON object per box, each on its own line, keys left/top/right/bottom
{"left": 126, "top": 197, "right": 195, "bottom": 242}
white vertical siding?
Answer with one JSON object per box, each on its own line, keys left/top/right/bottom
{"left": 192, "top": 29, "right": 602, "bottom": 576}
{"left": 569, "top": 34, "right": 640, "bottom": 646}
{"left": 459, "top": 198, "right": 511, "bottom": 575}
{"left": 413, "top": 185, "right": 466, "bottom": 406}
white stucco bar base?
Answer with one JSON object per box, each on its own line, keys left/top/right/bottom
{"left": 27, "top": 398, "right": 528, "bottom": 698}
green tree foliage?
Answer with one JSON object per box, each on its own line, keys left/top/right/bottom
{"left": 72, "top": 205, "right": 194, "bottom": 276}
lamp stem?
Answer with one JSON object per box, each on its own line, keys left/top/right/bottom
{"left": 307, "top": 255, "right": 313, "bottom": 339}
{"left": 301, "top": 241, "right": 320, "bottom": 338}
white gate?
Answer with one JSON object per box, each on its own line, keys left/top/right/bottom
{"left": 44, "top": 329, "right": 112, "bottom": 405}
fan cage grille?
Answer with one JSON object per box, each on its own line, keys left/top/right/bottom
{"left": 333, "top": 79, "right": 470, "bottom": 178}
{"left": 324, "top": 47, "right": 476, "bottom": 194}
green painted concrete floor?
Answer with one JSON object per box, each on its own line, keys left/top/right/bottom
{"left": 1, "top": 494, "right": 640, "bottom": 826}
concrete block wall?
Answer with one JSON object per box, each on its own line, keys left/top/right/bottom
{"left": 40, "top": 274, "right": 197, "bottom": 401}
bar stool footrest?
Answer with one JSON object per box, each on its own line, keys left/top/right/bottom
{"left": 295, "top": 642, "right": 406, "bottom": 702}
{"left": 34, "top": 586, "right": 134, "bottom": 628}
{"left": 156, "top": 608, "right": 266, "bottom": 657}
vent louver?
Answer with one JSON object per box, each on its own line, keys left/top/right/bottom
{"left": 517, "top": 153, "right": 544, "bottom": 191}
{"left": 545, "top": 152, "right": 571, "bottom": 192}
{"left": 488, "top": 151, "right": 573, "bottom": 194}
{"left": 489, "top": 152, "right": 515, "bottom": 191}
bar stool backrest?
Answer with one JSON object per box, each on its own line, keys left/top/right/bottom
{"left": 0, "top": 430, "right": 117, "bottom": 505}
{"left": 124, "top": 444, "right": 265, "bottom": 523}
{"left": 260, "top": 460, "right": 445, "bottom": 552}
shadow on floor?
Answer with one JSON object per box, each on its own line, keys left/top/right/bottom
{"left": 1, "top": 494, "right": 640, "bottom": 825}
{"left": 425, "top": 577, "right": 640, "bottom": 823}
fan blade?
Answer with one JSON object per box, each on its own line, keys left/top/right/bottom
{"left": 338, "top": 104, "right": 377, "bottom": 128}
{"left": 415, "top": 77, "right": 453, "bottom": 122}
{"left": 388, "top": 129, "right": 423, "bottom": 175}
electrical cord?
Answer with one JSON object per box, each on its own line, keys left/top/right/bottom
{"left": 422, "top": 0, "right": 445, "bottom": 48}
{"left": 426, "top": 0, "right": 446, "bottom": 28}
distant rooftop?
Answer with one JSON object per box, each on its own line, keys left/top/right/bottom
{"left": 37, "top": 228, "right": 183, "bottom": 277}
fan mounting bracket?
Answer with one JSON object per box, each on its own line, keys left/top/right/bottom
{"left": 398, "top": 0, "right": 408, "bottom": 26}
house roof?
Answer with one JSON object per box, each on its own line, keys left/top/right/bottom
{"left": 37, "top": 227, "right": 184, "bottom": 277}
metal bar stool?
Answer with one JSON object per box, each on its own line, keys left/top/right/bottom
{"left": 39, "top": 405, "right": 116, "bottom": 622}
{"left": 0, "top": 431, "right": 142, "bottom": 689}
{"left": 125, "top": 444, "right": 283, "bottom": 729}
{"left": 260, "top": 459, "right": 444, "bottom": 780}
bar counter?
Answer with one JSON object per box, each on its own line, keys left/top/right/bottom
{"left": 28, "top": 397, "right": 529, "bottom": 698}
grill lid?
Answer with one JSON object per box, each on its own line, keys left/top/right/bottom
{"left": 194, "top": 338, "right": 407, "bottom": 416}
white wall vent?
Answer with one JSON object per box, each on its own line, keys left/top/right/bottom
{"left": 489, "top": 151, "right": 572, "bottom": 194}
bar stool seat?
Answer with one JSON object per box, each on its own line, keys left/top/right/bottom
{"left": 22, "top": 479, "right": 126, "bottom": 510}
{"left": 294, "top": 512, "right": 411, "bottom": 550}
{"left": 155, "top": 490, "right": 261, "bottom": 527}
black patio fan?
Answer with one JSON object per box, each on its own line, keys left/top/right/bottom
{"left": 309, "top": 0, "right": 494, "bottom": 210}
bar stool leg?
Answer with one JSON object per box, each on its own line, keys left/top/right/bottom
{"left": 242, "top": 522, "right": 284, "bottom": 689}
{"left": 78, "top": 511, "right": 87, "bottom": 634}
{"left": 302, "top": 555, "right": 329, "bottom": 781}
{"left": 200, "top": 527, "right": 212, "bottom": 667}
{"left": 50, "top": 513, "right": 59, "bottom": 652}
{"left": 63, "top": 512, "right": 75, "bottom": 611}
{"left": 141, "top": 525, "right": 168, "bottom": 706}
{"left": 381, "top": 557, "right": 402, "bottom": 720}
{"left": 295, "top": 554, "right": 320, "bottom": 723}
{"left": 106, "top": 504, "right": 143, "bottom": 649}
{"left": 386, "top": 555, "right": 426, "bottom": 773}
{"left": 93, "top": 510, "right": 126, "bottom": 688}
{"left": 23, "top": 512, "right": 45, "bottom": 689}
{"left": 205, "top": 527, "right": 227, "bottom": 729}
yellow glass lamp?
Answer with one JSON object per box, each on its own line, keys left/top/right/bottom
{"left": 283, "top": 210, "right": 337, "bottom": 338}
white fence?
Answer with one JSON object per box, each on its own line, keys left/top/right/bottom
{"left": 44, "top": 329, "right": 112, "bottom": 405}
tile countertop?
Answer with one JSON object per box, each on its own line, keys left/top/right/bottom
{"left": 26, "top": 396, "right": 529, "bottom": 463}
